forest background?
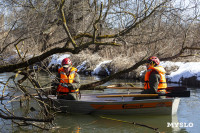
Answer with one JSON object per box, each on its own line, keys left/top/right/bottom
{"left": 0, "top": 0, "right": 200, "bottom": 131}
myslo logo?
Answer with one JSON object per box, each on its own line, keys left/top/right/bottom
{"left": 167, "top": 122, "right": 193, "bottom": 128}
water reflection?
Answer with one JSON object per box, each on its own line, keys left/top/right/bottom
{"left": 177, "top": 88, "right": 200, "bottom": 133}
{"left": 54, "top": 114, "right": 182, "bottom": 133}
{"left": 0, "top": 72, "right": 199, "bottom": 132}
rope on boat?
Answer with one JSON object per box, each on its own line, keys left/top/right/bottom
{"left": 99, "top": 116, "right": 160, "bottom": 133}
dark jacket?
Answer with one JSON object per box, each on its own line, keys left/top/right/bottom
{"left": 142, "top": 70, "right": 160, "bottom": 94}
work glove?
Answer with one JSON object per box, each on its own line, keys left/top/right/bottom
{"left": 51, "top": 82, "right": 59, "bottom": 87}
{"left": 61, "top": 83, "right": 74, "bottom": 90}
{"left": 67, "top": 83, "right": 74, "bottom": 90}
{"left": 61, "top": 83, "right": 68, "bottom": 88}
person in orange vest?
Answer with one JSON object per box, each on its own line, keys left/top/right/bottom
{"left": 142, "top": 56, "right": 167, "bottom": 95}
{"left": 56, "top": 58, "right": 80, "bottom": 100}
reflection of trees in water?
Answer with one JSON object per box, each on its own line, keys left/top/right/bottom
{"left": 54, "top": 114, "right": 175, "bottom": 132}
{"left": 0, "top": 0, "right": 199, "bottom": 131}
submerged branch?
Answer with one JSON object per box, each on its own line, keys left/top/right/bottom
{"left": 0, "top": 112, "right": 53, "bottom": 122}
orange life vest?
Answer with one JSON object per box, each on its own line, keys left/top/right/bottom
{"left": 144, "top": 66, "right": 167, "bottom": 93}
{"left": 57, "top": 67, "right": 79, "bottom": 93}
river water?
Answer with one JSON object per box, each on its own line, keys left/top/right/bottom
{"left": 0, "top": 72, "right": 199, "bottom": 133}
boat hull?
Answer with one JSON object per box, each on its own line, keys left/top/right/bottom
{"left": 44, "top": 94, "right": 180, "bottom": 115}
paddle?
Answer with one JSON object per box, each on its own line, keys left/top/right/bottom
{"left": 106, "top": 85, "right": 187, "bottom": 92}
{"left": 96, "top": 91, "right": 190, "bottom": 98}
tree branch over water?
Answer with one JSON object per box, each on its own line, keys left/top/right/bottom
{"left": 0, "top": 0, "right": 200, "bottom": 130}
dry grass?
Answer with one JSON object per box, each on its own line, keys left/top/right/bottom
{"left": 69, "top": 51, "right": 146, "bottom": 79}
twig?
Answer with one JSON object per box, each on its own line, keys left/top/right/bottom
{"left": 99, "top": 116, "right": 159, "bottom": 133}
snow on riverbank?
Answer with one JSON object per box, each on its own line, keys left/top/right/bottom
{"left": 91, "top": 60, "right": 112, "bottom": 75}
{"left": 48, "top": 54, "right": 70, "bottom": 67}
{"left": 48, "top": 54, "right": 200, "bottom": 84}
{"left": 161, "top": 61, "right": 200, "bottom": 83}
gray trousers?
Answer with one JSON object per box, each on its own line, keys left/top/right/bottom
{"left": 57, "top": 93, "right": 80, "bottom": 100}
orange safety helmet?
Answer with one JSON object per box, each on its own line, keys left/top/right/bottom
{"left": 61, "top": 58, "right": 72, "bottom": 68}
{"left": 147, "top": 56, "right": 160, "bottom": 66}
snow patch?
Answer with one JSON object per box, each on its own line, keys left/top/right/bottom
{"left": 77, "top": 61, "right": 87, "bottom": 72}
{"left": 48, "top": 54, "right": 70, "bottom": 67}
{"left": 92, "top": 60, "right": 112, "bottom": 75}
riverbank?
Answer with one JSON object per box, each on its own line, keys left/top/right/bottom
{"left": 46, "top": 53, "right": 200, "bottom": 87}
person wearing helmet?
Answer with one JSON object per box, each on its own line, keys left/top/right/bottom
{"left": 56, "top": 58, "right": 80, "bottom": 100}
{"left": 142, "top": 56, "right": 167, "bottom": 95}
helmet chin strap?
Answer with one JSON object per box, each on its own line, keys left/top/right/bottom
{"left": 149, "top": 61, "right": 156, "bottom": 67}
{"left": 64, "top": 66, "right": 72, "bottom": 75}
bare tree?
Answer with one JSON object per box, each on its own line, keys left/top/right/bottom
{"left": 0, "top": 0, "right": 200, "bottom": 131}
